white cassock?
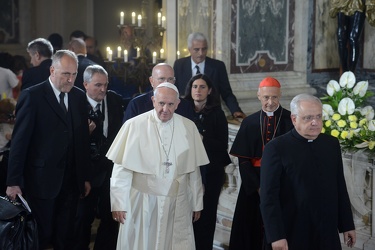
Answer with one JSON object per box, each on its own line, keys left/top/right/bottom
{"left": 106, "top": 110, "right": 209, "bottom": 250}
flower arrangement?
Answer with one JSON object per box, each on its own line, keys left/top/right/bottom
{"left": 321, "top": 71, "right": 375, "bottom": 153}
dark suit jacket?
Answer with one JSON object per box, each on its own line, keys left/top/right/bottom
{"left": 6, "top": 80, "right": 91, "bottom": 199}
{"left": 89, "top": 90, "right": 124, "bottom": 187}
{"left": 87, "top": 53, "right": 106, "bottom": 69}
{"left": 123, "top": 91, "right": 195, "bottom": 123}
{"left": 173, "top": 56, "right": 242, "bottom": 114}
{"left": 21, "top": 59, "right": 52, "bottom": 90}
{"left": 75, "top": 55, "right": 95, "bottom": 91}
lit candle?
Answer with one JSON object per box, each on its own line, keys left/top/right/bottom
{"left": 120, "top": 12, "right": 124, "bottom": 25}
{"left": 152, "top": 52, "right": 157, "bottom": 64}
{"left": 124, "top": 50, "right": 128, "bottom": 62}
{"left": 162, "top": 16, "right": 166, "bottom": 28}
{"left": 138, "top": 15, "right": 142, "bottom": 27}
{"left": 137, "top": 47, "right": 140, "bottom": 57}
{"left": 177, "top": 51, "right": 180, "bottom": 59}
{"left": 106, "top": 47, "right": 111, "bottom": 60}
{"left": 132, "top": 12, "right": 136, "bottom": 25}
{"left": 160, "top": 48, "right": 164, "bottom": 58}
{"left": 117, "top": 46, "right": 121, "bottom": 58}
{"left": 108, "top": 50, "right": 113, "bottom": 61}
{"left": 157, "top": 12, "right": 161, "bottom": 26}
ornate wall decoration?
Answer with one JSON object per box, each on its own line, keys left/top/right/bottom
{"left": 0, "top": 0, "right": 19, "bottom": 44}
{"left": 230, "top": 0, "right": 294, "bottom": 73}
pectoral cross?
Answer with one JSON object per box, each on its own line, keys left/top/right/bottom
{"left": 163, "top": 160, "right": 172, "bottom": 173}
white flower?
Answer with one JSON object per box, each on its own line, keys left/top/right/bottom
{"left": 368, "top": 120, "right": 375, "bottom": 131}
{"left": 338, "top": 97, "right": 355, "bottom": 115}
{"left": 322, "top": 104, "right": 334, "bottom": 120}
{"left": 339, "top": 71, "right": 356, "bottom": 88}
{"left": 353, "top": 80, "right": 369, "bottom": 97}
{"left": 327, "top": 80, "right": 340, "bottom": 96}
{"left": 361, "top": 106, "right": 375, "bottom": 120}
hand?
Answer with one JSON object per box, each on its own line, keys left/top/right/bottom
{"left": 271, "top": 239, "right": 288, "bottom": 250}
{"left": 5, "top": 133, "right": 12, "bottom": 141}
{"left": 112, "top": 211, "right": 126, "bottom": 224}
{"left": 344, "top": 230, "right": 356, "bottom": 248}
{"left": 6, "top": 186, "right": 22, "bottom": 200}
{"left": 192, "top": 211, "right": 201, "bottom": 222}
{"left": 80, "top": 181, "right": 91, "bottom": 198}
{"left": 88, "top": 120, "right": 96, "bottom": 134}
{"left": 233, "top": 111, "right": 246, "bottom": 119}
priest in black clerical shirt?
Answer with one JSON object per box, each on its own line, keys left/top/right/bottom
{"left": 229, "top": 77, "right": 293, "bottom": 250}
{"left": 260, "top": 94, "right": 356, "bottom": 249}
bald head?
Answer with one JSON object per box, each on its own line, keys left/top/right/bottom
{"left": 69, "top": 38, "right": 87, "bottom": 55}
{"left": 149, "top": 63, "right": 175, "bottom": 90}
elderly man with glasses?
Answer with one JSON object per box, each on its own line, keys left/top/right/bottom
{"left": 123, "top": 63, "right": 195, "bottom": 122}
{"left": 229, "top": 77, "right": 293, "bottom": 250}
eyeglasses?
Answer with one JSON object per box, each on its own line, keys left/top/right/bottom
{"left": 154, "top": 77, "right": 176, "bottom": 83}
{"left": 297, "top": 114, "right": 323, "bottom": 122}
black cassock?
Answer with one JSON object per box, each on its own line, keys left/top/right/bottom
{"left": 229, "top": 106, "right": 293, "bottom": 250}
{"left": 260, "top": 129, "right": 355, "bottom": 249}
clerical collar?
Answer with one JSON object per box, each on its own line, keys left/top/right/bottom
{"left": 262, "top": 105, "right": 280, "bottom": 116}
{"left": 291, "top": 129, "right": 316, "bottom": 142}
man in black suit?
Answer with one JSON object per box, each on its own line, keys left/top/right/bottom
{"left": 173, "top": 32, "right": 246, "bottom": 119}
{"left": 69, "top": 38, "right": 96, "bottom": 91}
{"left": 123, "top": 63, "right": 195, "bottom": 122}
{"left": 21, "top": 38, "right": 53, "bottom": 90}
{"left": 6, "top": 50, "right": 91, "bottom": 249}
{"left": 73, "top": 65, "right": 123, "bottom": 250}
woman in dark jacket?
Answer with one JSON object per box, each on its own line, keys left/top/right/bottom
{"left": 184, "top": 73, "right": 232, "bottom": 250}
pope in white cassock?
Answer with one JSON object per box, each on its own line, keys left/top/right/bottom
{"left": 106, "top": 82, "right": 209, "bottom": 250}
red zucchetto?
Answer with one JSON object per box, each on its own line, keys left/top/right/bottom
{"left": 259, "top": 77, "right": 281, "bottom": 88}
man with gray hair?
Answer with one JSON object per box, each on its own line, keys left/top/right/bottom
{"left": 22, "top": 37, "right": 53, "bottom": 90}
{"left": 173, "top": 32, "right": 246, "bottom": 119}
{"left": 73, "top": 65, "right": 123, "bottom": 250}
{"left": 260, "top": 93, "right": 356, "bottom": 249}
{"left": 6, "top": 50, "right": 91, "bottom": 249}
{"left": 107, "top": 82, "right": 209, "bottom": 249}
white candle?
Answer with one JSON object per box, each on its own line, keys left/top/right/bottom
{"left": 177, "top": 51, "right": 180, "bottom": 59}
{"left": 108, "top": 50, "right": 113, "bottom": 61}
{"left": 106, "top": 47, "right": 111, "bottom": 60}
{"left": 138, "top": 15, "right": 142, "bottom": 27}
{"left": 162, "top": 16, "right": 166, "bottom": 28}
{"left": 137, "top": 47, "right": 140, "bottom": 57}
{"left": 117, "top": 46, "right": 121, "bottom": 58}
{"left": 157, "top": 12, "right": 161, "bottom": 26}
{"left": 152, "top": 52, "right": 157, "bottom": 64}
{"left": 124, "top": 50, "right": 128, "bottom": 62}
{"left": 120, "top": 12, "right": 124, "bottom": 25}
{"left": 160, "top": 48, "right": 164, "bottom": 58}
{"left": 132, "top": 12, "right": 136, "bottom": 25}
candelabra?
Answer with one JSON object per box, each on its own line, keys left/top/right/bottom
{"left": 105, "top": 1, "right": 166, "bottom": 94}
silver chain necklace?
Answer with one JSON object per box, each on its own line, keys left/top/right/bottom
{"left": 260, "top": 108, "right": 283, "bottom": 148}
{"left": 155, "top": 118, "right": 174, "bottom": 173}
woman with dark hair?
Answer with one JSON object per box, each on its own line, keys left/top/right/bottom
{"left": 184, "top": 73, "right": 231, "bottom": 250}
